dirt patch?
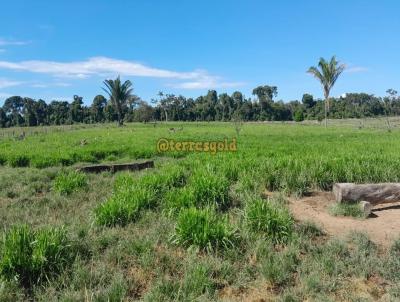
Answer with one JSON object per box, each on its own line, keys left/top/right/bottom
{"left": 288, "top": 192, "right": 400, "bottom": 247}
{"left": 218, "top": 281, "right": 277, "bottom": 302}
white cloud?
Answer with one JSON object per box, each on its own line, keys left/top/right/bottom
{"left": 0, "top": 78, "right": 23, "bottom": 89}
{"left": 344, "top": 65, "right": 369, "bottom": 73}
{"left": 0, "top": 38, "right": 30, "bottom": 46}
{"left": 0, "top": 56, "right": 243, "bottom": 89}
{"left": 170, "top": 76, "right": 244, "bottom": 89}
{"left": 30, "top": 82, "right": 72, "bottom": 88}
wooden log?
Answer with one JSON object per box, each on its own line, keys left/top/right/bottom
{"left": 333, "top": 183, "right": 400, "bottom": 205}
{"left": 77, "top": 160, "right": 154, "bottom": 173}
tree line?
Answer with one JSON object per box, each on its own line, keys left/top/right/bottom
{"left": 1, "top": 88, "right": 399, "bottom": 128}
{"left": 1, "top": 56, "right": 398, "bottom": 128}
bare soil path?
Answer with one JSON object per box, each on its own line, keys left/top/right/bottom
{"left": 289, "top": 192, "right": 400, "bottom": 247}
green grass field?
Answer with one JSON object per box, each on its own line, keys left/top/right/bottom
{"left": 1, "top": 122, "right": 400, "bottom": 301}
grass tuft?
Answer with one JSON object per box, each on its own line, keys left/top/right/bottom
{"left": 53, "top": 170, "right": 87, "bottom": 195}
{"left": 328, "top": 202, "right": 366, "bottom": 218}
{"left": 0, "top": 225, "right": 72, "bottom": 288}
{"left": 244, "top": 197, "right": 294, "bottom": 244}
{"left": 171, "top": 207, "right": 235, "bottom": 251}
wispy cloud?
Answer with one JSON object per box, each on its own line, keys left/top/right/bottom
{"left": 344, "top": 65, "right": 369, "bottom": 73}
{"left": 0, "top": 38, "right": 30, "bottom": 46}
{"left": 31, "top": 82, "right": 71, "bottom": 88}
{"left": 0, "top": 56, "right": 243, "bottom": 89}
{"left": 170, "top": 76, "right": 245, "bottom": 90}
{"left": 0, "top": 78, "right": 23, "bottom": 89}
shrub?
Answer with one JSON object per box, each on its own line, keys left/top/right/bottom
{"left": 172, "top": 207, "right": 234, "bottom": 251}
{"left": 244, "top": 198, "right": 294, "bottom": 244}
{"left": 0, "top": 225, "right": 72, "bottom": 287}
{"left": 53, "top": 170, "right": 87, "bottom": 195}
{"left": 95, "top": 187, "right": 156, "bottom": 226}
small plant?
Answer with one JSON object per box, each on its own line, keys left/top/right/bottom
{"left": 244, "top": 197, "right": 293, "bottom": 244}
{"left": 53, "top": 170, "right": 87, "bottom": 195}
{"left": 171, "top": 207, "right": 235, "bottom": 251}
{"left": 328, "top": 202, "right": 365, "bottom": 218}
{"left": 0, "top": 225, "right": 72, "bottom": 287}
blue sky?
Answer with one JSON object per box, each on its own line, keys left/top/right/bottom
{"left": 0, "top": 0, "right": 399, "bottom": 105}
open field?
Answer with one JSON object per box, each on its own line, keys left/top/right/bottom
{"left": 1, "top": 122, "right": 400, "bottom": 301}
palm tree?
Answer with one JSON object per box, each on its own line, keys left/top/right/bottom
{"left": 307, "top": 56, "right": 345, "bottom": 127}
{"left": 103, "top": 76, "right": 133, "bottom": 126}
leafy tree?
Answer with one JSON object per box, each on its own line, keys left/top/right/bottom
{"left": 70, "top": 95, "right": 84, "bottom": 123}
{"left": 0, "top": 108, "right": 7, "bottom": 127}
{"left": 36, "top": 99, "right": 48, "bottom": 125}
{"left": 252, "top": 85, "right": 278, "bottom": 120}
{"left": 103, "top": 76, "right": 133, "bottom": 126}
{"left": 91, "top": 95, "right": 107, "bottom": 123}
{"left": 3, "top": 96, "right": 24, "bottom": 126}
{"left": 307, "top": 56, "right": 345, "bottom": 127}
{"left": 23, "top": 97, "right": 38, "bottom": 126}
{"left": 302, "top": 93, "right": 316, "bottom": 109}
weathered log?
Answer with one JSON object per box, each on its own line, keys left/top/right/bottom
{"left": 77, "top": 160, "right": 154, "bottom": 173}
{"left": 359, "top": 201, "right": 372, "bottom": 216}
{"left": 333, "top": 183, "right": 400, "bottom": 205}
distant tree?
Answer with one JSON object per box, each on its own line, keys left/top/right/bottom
{"left": 307, "top": 56, "right": 345, "bottom": 127}
{"left": 3, "top": 96, "right": 24, "bottom": 126}
{"left": 48, "top": 101, "right": 70, "bottom": 125}
{"left": 70, "top": 95, "right": 84, "bottom": 123}
{"left": 23, "top": 97, "right": 38, "bottom": 126}
{"left": 103, "top": 76, "right": 133, "bottom": 126}
{"left": 302, "top": 93, "right": 316, "bottom": 109}
{"left": 91, "top": 95, "right": 107, "bottom": 123}
{"left": 0, "top": 108, "right": 7, "bottom": 127}
{"left": 36, "top": 99, "right": 48, "bottom": 125}
{"left": 252, "top": 85, "right": 278, "bottom": 120}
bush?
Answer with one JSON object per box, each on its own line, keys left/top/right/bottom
{"left": 172, "top": 207, "right": 235, "bottom": 251}
{"left": 53, "top": 170, "right": 87, "bottom": 195}
{"left": 244, "top": 198, "right": 294, "bottom": 244}
{"left": 0, "top": 225, "right": 72, "bottom": 287}
{"left": 95, "top": 187, "right": 156, "bottom": 226}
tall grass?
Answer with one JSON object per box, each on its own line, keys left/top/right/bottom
{"left": 95, "top": 165, "right": 186, "bottom": 226}
{"left": 53, "top": 170, "right": 87, "bottom": 195}
{"left": 171, "top": 207, "right": 235, "bottom": 251}
{"left": 244, "top": 197, "right": 294, "bottom": 244}
{"left": 0, "top": 225, "right": 72, "bottom": 287}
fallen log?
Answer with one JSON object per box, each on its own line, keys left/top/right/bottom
{"left": 333, "top": 183, "right": 400, "bottom": 205}
{"left": 77, "top": 160, "right": 154, "bottom": 173}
